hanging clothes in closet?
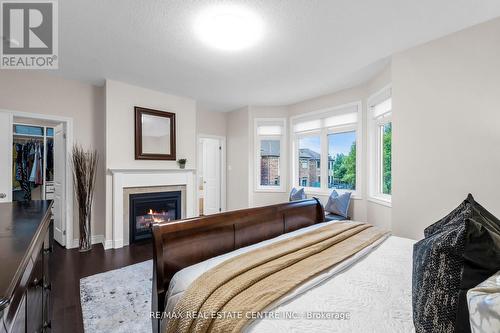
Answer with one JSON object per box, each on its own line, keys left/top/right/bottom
{"left": 46, "top": 140, "right": 54, "bottom": 181}
{"left": 29, "top": 142, "right": 43, "bottom": 185}
{"left": 13, "top": 140, "right": 43, "bottom": 201}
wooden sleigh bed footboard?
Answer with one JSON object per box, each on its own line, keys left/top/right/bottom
{"left": 150, "top": 198, "right": 325, "bottom": 333}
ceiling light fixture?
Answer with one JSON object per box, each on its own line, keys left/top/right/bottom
{"left": 194, "top": 5, "right": 264, "bottom": 51}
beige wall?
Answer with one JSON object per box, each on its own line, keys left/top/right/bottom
{"left": 392, "top": 18, "right": 500, "bottom": 239}
{"left": 226, "top": 107, "right": 250, "bottom": 210}
{"left": 197, "top": 106, "right": 227, "bottom": 137}
{"left": 104, "top": 80, "right": 197, "bottom": 244}
{"left": 0, "top": 71, "right": 106, "bottom": 241}
{"left": 105, "top": 80, "right": 196, "bottom": 170}
{"left": 7, "top": 17, "right": 498, "bottom": 245}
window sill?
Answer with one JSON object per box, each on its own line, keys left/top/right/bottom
{"left": 254, "top": 187, "right": 286, "bottom": 193}
{"left": 368, "top": 196, "right": 392, "bottom": 208}
{"left": 304, "top": 189, "right": 362, "bottom": 200}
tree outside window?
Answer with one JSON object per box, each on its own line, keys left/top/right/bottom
{"left": 328, "top": 131, "right": 356, "bottom": 190}
{"left": 382, "top": 123, "right": 392, "bottom": 194}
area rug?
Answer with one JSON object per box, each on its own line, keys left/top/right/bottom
{"left": 80, "top": 260, "right": 153, "bottom": 333}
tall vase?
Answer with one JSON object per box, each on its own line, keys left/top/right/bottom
{"left": 79, "top": 212, "right": 92, "bottom": 252}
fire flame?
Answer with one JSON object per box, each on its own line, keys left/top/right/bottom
{"left": 148, "top": 209, "right": 168, "bottom": 223}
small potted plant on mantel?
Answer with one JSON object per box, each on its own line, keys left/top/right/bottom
{"left": 177, "top": 158, "right": 187, "bottom": 169}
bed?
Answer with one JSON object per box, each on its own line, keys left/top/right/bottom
{"left": 151, "top": 199, "right": 415, "bottom": 333}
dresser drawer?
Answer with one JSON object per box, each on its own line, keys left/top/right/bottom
{"left": 26, "top": 250, "right": 44, "bottom": 333}
{"left": 3, "top": 258, "right": 33, "bottom": 333}
{"left": 0, "top": 201, "right": 53, "bottom": 333}
{"left": 8, "top": 295, "right": 25, "bottom": 333}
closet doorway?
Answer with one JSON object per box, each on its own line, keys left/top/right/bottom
{"left": 0, "top": 110, "right": 73, "bottom": 247}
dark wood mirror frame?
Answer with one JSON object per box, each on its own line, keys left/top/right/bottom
{"left": 134, "top": 106, "right": 176, "bottom": 160}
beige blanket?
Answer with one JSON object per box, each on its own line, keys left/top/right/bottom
{"left": 164, "top": 222, "right": 389, "bottom": 333}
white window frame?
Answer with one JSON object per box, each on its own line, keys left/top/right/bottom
{"left": 290, "top": 101, "right": 362, "bottom": 198}
{"left": 254, "top": 118, "right": 286, "bottom": 192}
{"left": 368, "top": 85, "right": 392, "bottom": 206}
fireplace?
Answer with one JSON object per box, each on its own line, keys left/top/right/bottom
{"left": 129, "top": 191, "right": 181, "bottom": 243}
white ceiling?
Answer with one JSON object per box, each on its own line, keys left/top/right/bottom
{"left": 59, "top": 0, "right": 500, "bottom": 111}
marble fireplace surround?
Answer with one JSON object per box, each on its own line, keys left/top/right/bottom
{"left": 109, "top": 169, "right": 195, "bottom": 249}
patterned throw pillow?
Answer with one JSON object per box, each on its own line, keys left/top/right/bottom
{"left": 289, "top": 187, "right": 306, "bottom": 201}
{"left": 412, "top": 194, "right": 500, "bottom": 333}
{"left": 324, "top": 190, "right": 351, "bottom": 218}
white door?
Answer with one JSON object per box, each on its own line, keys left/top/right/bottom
{"left": 53, "top": 124, "right": 66, "bottom": 245}
{"left": 0, "top": 112, "right": 13, "bottom": 203}
{"left": 201, "top": 138, "right": 221, "bottom": 215}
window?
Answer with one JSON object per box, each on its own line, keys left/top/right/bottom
{"left": 368, "top": 87, "right": 392, "bottom": 203}
{"left": 301, "top": 177, "right": 307, "bottom": 186}
{"left": 297, "top": 135, "right": 321, "bottom": 188}
{"left": 14, "top": 124, "right": 44, "bottom": 136}
{"left": 381, "top": 123, "right": 392, "bottom": 194}
{"left": 328, "top": 130, "right": 356, "bottom": 190}
{"left": 260, "top": 139, "right": 280, "bottom": 186}
{"left": 292, "top": 102, "right": 361, "bottom": 194}
{"left": 255, "top": 119, "right": 286, "bottom": 191}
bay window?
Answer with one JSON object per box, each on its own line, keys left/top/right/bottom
{"left": 292, "top": 102, "right": 361, "bottom": 195}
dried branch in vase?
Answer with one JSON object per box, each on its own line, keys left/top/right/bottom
{"left": 71, "top": 145, "right": 99, "bottom": 252}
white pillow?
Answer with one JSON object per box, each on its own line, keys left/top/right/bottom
{"left": 467, "top": 270, "right": 500, "bottom": 333}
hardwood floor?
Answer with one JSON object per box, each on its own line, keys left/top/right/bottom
{"left": 51, "top": 241, "right": 153, "bottom": 333}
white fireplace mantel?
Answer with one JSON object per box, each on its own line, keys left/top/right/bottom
{"left": 108, "top": 168, "right": 196, "bottom": 249}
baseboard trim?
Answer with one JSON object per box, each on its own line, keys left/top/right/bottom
{"left": 71, "top": 237, "right": 124, "bottom": 250}
{"left": 71, "top": 235, "right": 105, "bottom": 248}
{"left": 103, "top": 239, "right": 114, "bottom": 250}
{"left": 112, "top": 239, "right": 124, "bottom": 249}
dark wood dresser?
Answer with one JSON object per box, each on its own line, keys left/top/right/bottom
{"left": 0, "top": 201, "right": 53, "bottom": 333}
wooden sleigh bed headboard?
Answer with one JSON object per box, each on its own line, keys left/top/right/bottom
{"left": 151, "top": 198, "right": 325, "bottom": 332}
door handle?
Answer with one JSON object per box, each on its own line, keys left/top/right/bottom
{"left": 0, "top": 193, "right": 6, "bottom": 199}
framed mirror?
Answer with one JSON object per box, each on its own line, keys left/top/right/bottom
{"left": 134, "top": 107, "right": 176, "bottom": 160}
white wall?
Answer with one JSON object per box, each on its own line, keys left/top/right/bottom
{"left": 0, "top": 71, "right": 106, "bottom": 241}
{"left": 392, "top": 18, "right": 500, "bottom": 239}
{"left": 105, "top": 80, "right": 197, "bottom": 243}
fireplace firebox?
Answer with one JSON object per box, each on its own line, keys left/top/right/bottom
{"left": 129, "top": 191, "right": 181, "bottom": 243}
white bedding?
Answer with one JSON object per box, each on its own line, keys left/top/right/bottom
{"left": 165, "top": 222, "right": 416, "bottom": 333}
